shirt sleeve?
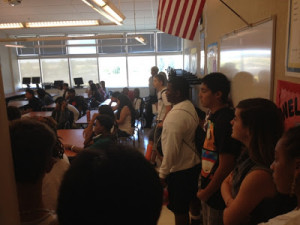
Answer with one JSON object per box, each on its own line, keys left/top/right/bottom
{"left": 159, "top": 119, "right": 183, "bottom": 178}
{"left": 162, "top": 91, "right": 171, "bottom": 106}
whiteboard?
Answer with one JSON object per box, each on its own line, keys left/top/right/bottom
{"left": 220, "top": 18, "right": 275, "bottom": 106}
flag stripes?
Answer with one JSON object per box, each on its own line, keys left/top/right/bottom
{"left": 156, "top": 0, "right": 206, "bottom": 40}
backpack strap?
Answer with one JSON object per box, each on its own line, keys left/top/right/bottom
{"left": 172, "top": 108, "right": 200, "bottom": 157}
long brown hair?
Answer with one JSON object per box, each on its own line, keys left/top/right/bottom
{"left": 236, "top": 98, "right": 284, "bottom": 166}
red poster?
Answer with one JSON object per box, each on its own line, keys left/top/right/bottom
{"left": 276, "top": 80, "right": 300, "bottom": 130}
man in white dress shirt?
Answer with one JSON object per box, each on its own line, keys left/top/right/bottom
{"left": 160, "top": 76, "right": 201, "bottom": 225}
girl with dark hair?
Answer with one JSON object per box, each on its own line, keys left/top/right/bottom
{"left": 260, "top": 126, "right": 300, "bottom": 224}
{"left": 89, "top": 83, "right": 104, "bottom": 108}
{"left": 52, "top": 97, "right": 74, "bottom": 129}
{"left": 221, "top": 98, "right": 296, "bottom": 225}
{"left": 30, "top": 116, "right": 70, "bottom": 211}
{"left": 116, "top": 94, "right": 135, "bottom": 137}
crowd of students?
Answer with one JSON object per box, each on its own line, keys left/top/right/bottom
{"left": 6, "top": 71, "right": 300, "bottom": 225}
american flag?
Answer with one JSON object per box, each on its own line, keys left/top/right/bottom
{"left": 156, "top": 0, "right": 206, "bottom": 41}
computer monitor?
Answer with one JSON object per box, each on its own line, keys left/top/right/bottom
{"left": 22, "top": 77, "right": 31, "bottom": 88}
{"left": 32, "top": 77, "right": 41, "bottom": 88}
{"left": 32, "top": 77, "right": 40, "bottom": 84}
{"left": 74, "top": 77, "right": 84, "bottom": 88}
{"left": 54, "top": 80, "right": 64, "bottom": 88}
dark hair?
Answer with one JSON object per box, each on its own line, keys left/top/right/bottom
{"left": 37, "top": 116, "right": 65, "bottom": 159}
{"left": 55, "top": 96, "right": 66, "bottom": 104}
{"left": 168, "top": 76, "right": 190, "bottom": 99}
{"left": 111, "top": 91, "right": 121, "bottom": 98}
{"left": 90, "top": 83, "right": 98, "bottom": 92}
{"left": 96, "top": 115, "right": 114, "bottom": 131}
{"left": 7, "top": 106, "right": 21, "bottom": 121}
{"left": 236, "top": 98, "right": 284, "bottom": 166}
{"left": 10, "top": 119, "right": 56, "bottom": 183}
{"left": 100, "top": 81, "right": 105, "bottom": 88}
{"left": 57, "top": 145, "right": 163, "bottom": 225}
{"left": 133, "top": 88, "right": 140, "bottom": 98}
{"left": 116, "top": 94, "right": 135, "bottom": 126}
{"left": 201, "top": 72, "right": 230, "bottom": 103}
{"left": 37, "top": 88, "right": 46, "bottom": 98}
{"left": 67, "top": 88, "right": 75, "bottom": 94}
{"left": 25, "top": 89, "right": 34, "bottom": 96}
{"left": 154, "top": 73, "right": 167, "bottom": 86}
{"left": 63, "top": 83, "right": 69, "bottom": 87}
{"left": 281, "top": 126, "right": 300, "bottom": 160}
{"left": 98, "top": 105, "right": 115, "bottom": 120}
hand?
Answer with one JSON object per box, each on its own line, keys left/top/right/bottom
{"left": 197, "top": 189, "right": 209, "bottom": 201}
{"left": 91, "top": 113, "right": 99, "bottom": 122}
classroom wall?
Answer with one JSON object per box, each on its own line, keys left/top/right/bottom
{"left": 0, "top": 31, "right": 15, "bottom": 94}
{"left": 184, "top": 0, "right": 300, "bottom": 105}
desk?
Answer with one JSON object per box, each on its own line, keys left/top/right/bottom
{"left": 22, "top": 111, "right": 52, "bottom": 117}
{"left": 8, "top": 100, "right": 28, "bottom": 108}
{"left": 57, "top": 129, "right": 85, "bottom": 157}
{"left": 5, "top": 91, "right": 26, "bottom": 102}
{"left": 78, "top": 93, "right": 88, "bottom": 99}
{"left": 42, "top": 103, "right": 56, "bottom": 110}
{"left": 75, "top": 110, "right": 98, "bottom": 124}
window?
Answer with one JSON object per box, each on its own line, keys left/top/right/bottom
{"left": 157, "top": 33, "right": 182, "bottom": 52}
{"left": 127, "top": 56, "right": 155, "bottom": 87}
{"left": 40, "top": 40, "right": 66, "bottom": 55}
{"left": 98, "top": 57, "right": 127, "bottom": 88}
{"left": 41, "top": 58, "right": 69, "bottom": 84}
{"left": 98, "top": 39, "right": 126, "bottom": 54}
{"left": 128, "top": 34, "right": 155, "bottom": 53}
{"left": 67, "top": 36, "right": 96, "bottom": 54}
{"left": 17, "top": 41, "right": 39, "bottom": 55}
{"left": 18, "top": 59, "right": 41, "bottom": 88}
{"left": 157, "top": 54, "right": 183, "bottom": 73}
{"left": 70, "top": 58, "right": 98, "bottom": 86}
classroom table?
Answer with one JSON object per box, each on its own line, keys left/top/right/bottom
{"left": 78, "top": 93, "right": 89, "bottom": 99}
{"left": 5, "top": 91, "right": 26, "bottom": 103}
{"left": 75, "top": 110, "right": 98, "bottom": 124}
{"left": 22, "top": 111, "right": 52, "bottom": 117}
{"left": 57, "top": 129, "right": 85, "bottom": 157}
{"left": 42, "top": 103, "right": 56, "bottom": 110}
{"left": 8, "top": 100, "right": 28, "bottom": 108}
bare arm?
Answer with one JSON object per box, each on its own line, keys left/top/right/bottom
{"left": 221, "top": 173, "right": 234, "bottom": 207}
{"left": 83, "top": 112, "right": 99, "bottom": 146}
{"left": 116, "top": 106, "right": 130, "bottom": 125}
{"left": 197, "top": 154, "right": 236, "bottom": 201}
{"left": 223, "top": 170, "right": 276, "bottom": 225}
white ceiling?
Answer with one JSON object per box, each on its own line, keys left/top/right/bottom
{"left": 0, "top": 0, "right": 159, "bottom": 36}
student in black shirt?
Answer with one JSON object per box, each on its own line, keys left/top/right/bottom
{"left": 23, "top": 89, "right": 43, "bottom": 113}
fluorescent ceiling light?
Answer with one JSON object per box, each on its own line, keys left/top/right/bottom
{"left": 135, "top": 36, "right": 146, "bottom": 45}
{"left": 26, "top": 20, "right": 100, "bottom": 28}
{"left": 82, "top": 0, "right": 125, "bottom": 25}
{"left": 5, "top": 44, "right": 25, "bottom": 48}
{"left": 0, "top": 23, "right": 24, "bottom": 29}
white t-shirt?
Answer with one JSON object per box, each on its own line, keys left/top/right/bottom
{"left": 156, "top": 87, "right": 171, "bottom": 121}
{"left": 259, "top": 209, "right": 300, "bottom": 225}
